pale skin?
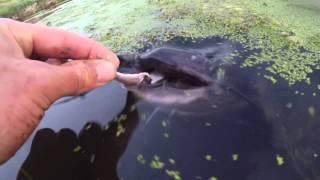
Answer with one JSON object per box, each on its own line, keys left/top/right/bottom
{"left": 0, "top": 18, "right": 120, "bottom": 164}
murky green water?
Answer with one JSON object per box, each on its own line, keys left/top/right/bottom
{"left": 0, "top": 36, "right": 319, "bottom": 180}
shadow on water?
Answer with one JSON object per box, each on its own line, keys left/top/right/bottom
{"left": 2, "top": 37, "right": 320, "bottom": 180}
{"left": 17, "top": 93, "right": 139, "bottom": 180}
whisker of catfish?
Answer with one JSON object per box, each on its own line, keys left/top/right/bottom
{"left": 144, "top": 106, "right": 161, "bottom": 128}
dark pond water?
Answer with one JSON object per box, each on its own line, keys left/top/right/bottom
{"left": 1, "top": 37, "right": 320, "bottom": 180}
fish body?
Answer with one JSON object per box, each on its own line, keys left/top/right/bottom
{"left": 118, "top": 39, "right": 251, "bottom": 114}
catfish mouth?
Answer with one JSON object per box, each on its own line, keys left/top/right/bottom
{"left": 118, "top": 46, "right": 215, "bottom": 105}
{"left": 140, "top": 71, "right": 210, "bottom": 90}
{"left": 128, "top": 70, "right": 212, "bottom": 107}
{"left": 137, "top": 59, "right": 213, "bottom": 90}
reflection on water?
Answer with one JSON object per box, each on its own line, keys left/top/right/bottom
{"left": 1, "top": 37, "right": 320, "bottom": 180}
{"left": 17, "top": 93, "right": 138, "bottom": 180}
{"left": 0, "top": 82, "right": 127, "bottom": 180}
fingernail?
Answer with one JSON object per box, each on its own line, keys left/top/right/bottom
{"left": 96, "top": 61, "right": 115, "bottom": 83}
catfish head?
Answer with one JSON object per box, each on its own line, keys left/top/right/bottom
{"left": 118, "top": 46, "right": 231, "bottom": 111}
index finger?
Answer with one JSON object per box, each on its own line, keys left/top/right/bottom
{"left": 3, "top": 19, "right": 119, "bottom": 67}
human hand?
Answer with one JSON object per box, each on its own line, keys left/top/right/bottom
{"left": 0, "top": 18, "right": 119, "bottom": 163}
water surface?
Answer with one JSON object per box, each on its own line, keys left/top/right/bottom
{"left": 1, "top": 37, "right": 320, "bottom": 180}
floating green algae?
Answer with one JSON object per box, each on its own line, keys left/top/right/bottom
{"left": 38, "top": 0, "right": 320, "bottom": 85}
{"left": 205, "top": 155, "right": 213, "bottom": 161}
{"left": 116, "top": 123, "right": 126, "bottom": 137}
{"left": 168, "top": 158, "right": 176, "bottom": 165}
{"left": 150, "top": 155, "right": 165, "bottom": 169}
{"left": 73, "top": 145, "right": 82, "bottom": 153}
{"left": 163, "top": 133, "right": 170, "bottom": 138}
{"left": 232, "top": 154, "right": 239, "bottom": 161}
{"left": 115, "top": 113, "right": 127, "bottom": 137}
{"left": 161, "top": 120, "right": 168, "bottom": 127}
{"left": 209, "top": 176, "right": 218, "bottom": 180}
{"left": 19, "top": 168, "right": 33, "bottom": 180}
{"left": 276, "top": 154, "right": 285, "bottom": 166}
{"left": 308, "top": 106, "right": 316, "bottom": 117}
{"left": 166, "top": 169, "right": 182, "bottom": 180}
{"left": 137, "top": 154, "right": 146, "bottom": 164}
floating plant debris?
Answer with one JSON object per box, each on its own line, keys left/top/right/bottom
{"left": 130, "top": 105, "right": 137, "bottom": 112}
{"left": 276, "top": 155, "right": 285, "bottom": 166}
{"left": 209, "top": 176, "right": 218, "bottom": 180}
{"left": 137, "top": 154, "right": 146, "bottom": 164}
{"left": 285, "top": 103, "right": 293, "bottom": 109}
{"left": 162, "top": 121, "right": 168, "bottom": 127}
{"left": 308, "top": 106, "right": 316, "bottom": 117}
{"left": 85, "top": 123, "right": 92, "bottom": 130}
{"left": 73, "top": 145, "right": 82, "bottom": 153}
{"left": 40, "top": 0, "right": 320, "bottom": 85}
{"left": 205, "top": 155, "right": 213, "bottom": 161}
{"left": 166, "top": 169, "right": 182, "bottom": 180}
{"left": 169, "top": 158, "right": 176, "bottom": 165}
{"left": 232, "top": 154, "right": 239, "bottom": 161}
{"left": 150, "top": 155, "right": 165, "bottom": 169}
{"left": 116, "top": 123, "right": 126, "bottom": 137}
{"left": 119, "top": 114, "right": 128, "bottom": 121}
{"left": 164, "top": 133, "right": 170, "bottom": 138}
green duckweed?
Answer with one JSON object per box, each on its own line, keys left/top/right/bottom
{"left": 166, "top": 169, "right": 182, "bottom": 180}
{"left": 276, "top": 154, "right": 285, "bottom": 166}
{"left": 150, "top": 155, "right": 165, "bottom": 169}
{"left": 39, "top": 0, "right": 320, "bottom": 85}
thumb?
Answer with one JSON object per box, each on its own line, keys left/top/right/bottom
{"left": 49, "top": 60, "right": 116, "bottom": 100}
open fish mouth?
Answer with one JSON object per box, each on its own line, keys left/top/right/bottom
{"left": 116, "top": 44, "right": 235, "bottom": 107}
{"left": 118, "top": 47, "right": 215, "bottom": 91}
{"left": 114, "top": 50, "right": 214, "bottom": 106}
{"left": 139, "top": 71, "right": 211, "bottom": 90}
{"left": 120, "top": 71, "right": 210, "bottom": 106}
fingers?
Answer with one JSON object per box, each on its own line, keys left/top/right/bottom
{"left": 1, "top": 18, "right": 119, "bottom": 68}
{"left": 49, "top": 59, "right": 116, "bottom": 100}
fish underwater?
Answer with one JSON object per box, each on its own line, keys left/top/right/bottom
{"left": 117, "top": 37, "right": 320, "bottom": 179}
{"left": 117, "top": 37, "right": 256, "bottom": 116}
{"left": 56, "top": 36, "right": 254, "bottom": 115}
